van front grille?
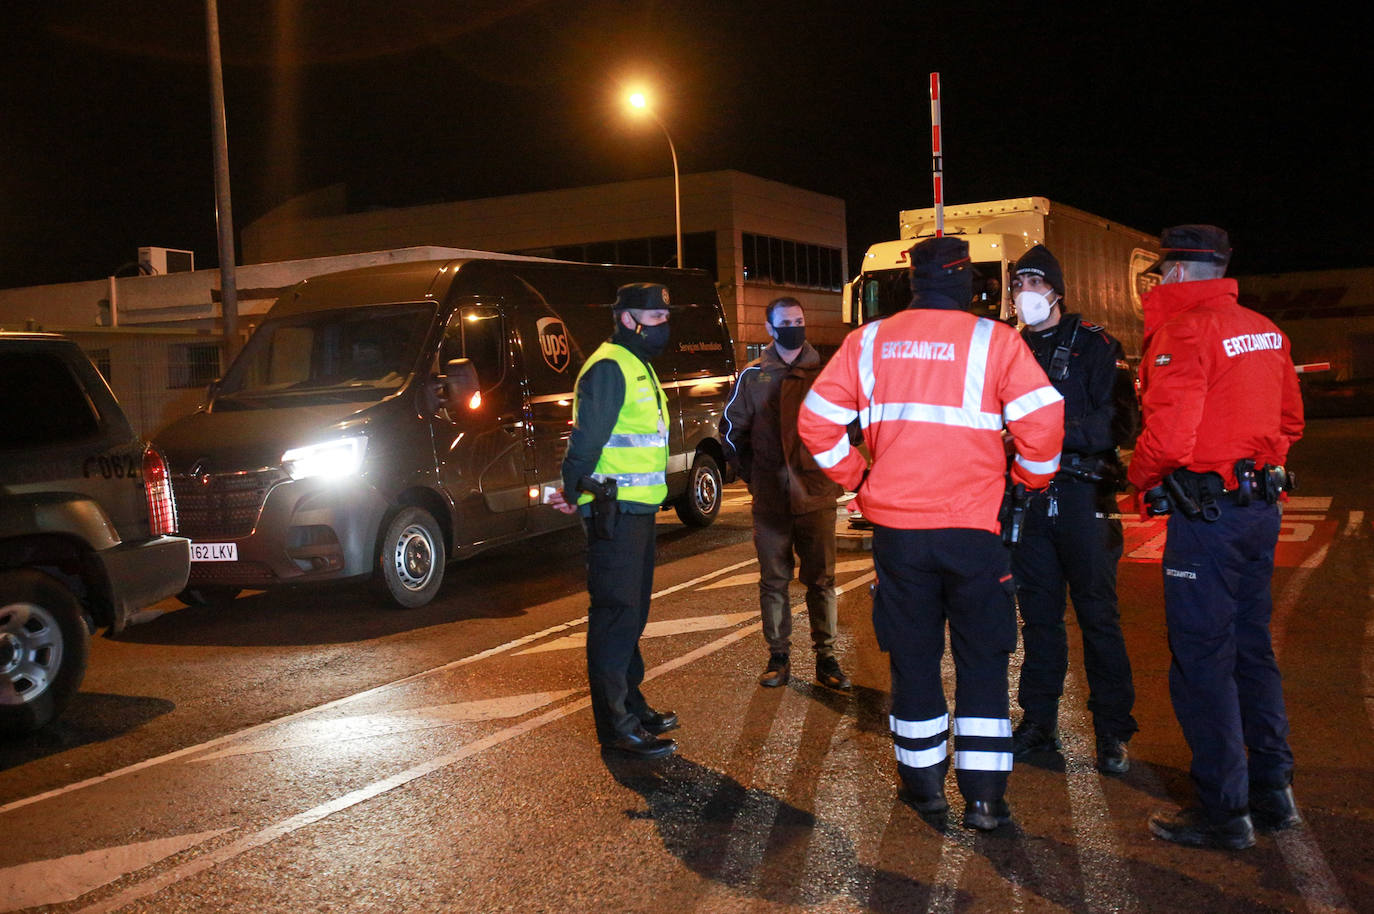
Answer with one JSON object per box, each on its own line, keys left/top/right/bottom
{"left": 172, "top": 469, "right": 287, "bottom": 539}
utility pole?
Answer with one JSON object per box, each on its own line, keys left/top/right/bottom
{"left": 206, "top": 0, "right": 240, "bottom": 359}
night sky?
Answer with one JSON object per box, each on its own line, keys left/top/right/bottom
{"left": 1, "top": 2, "right": 1365, "bottom": 292}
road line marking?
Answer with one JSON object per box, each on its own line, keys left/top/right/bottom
{"left": 515, "top": 612, "right": 759, "bottom": 655}
{"left": 1274, "top": 826, "right": 1355, "bottom": 914}
{"left": 72, "top": 571, "right": 876, "bottom": 912}
{"left": 0, "top": 829, "right": 229, "bottom": 912}
{"left": 189, "top": 690, "right": 579, "bottom": 762}
{"left": 0, "top": 557, "right": 759, "bottom": 817}
{"left": 1345, "top": 510, "right": 1364, "bottom": 536}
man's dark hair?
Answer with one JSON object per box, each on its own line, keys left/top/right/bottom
{"left": 766, "top": 296, "right": 803, "bottom": 324}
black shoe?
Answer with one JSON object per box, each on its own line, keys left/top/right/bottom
{"left": 639, "top": 709, "right": 679, "bottom": 735}
{"left": 1250, "top": 786, "right": 1301, "bottom": 832}
{"left": 759, "top": 652, "right": 790, "bottom": 687}
{"left": 899, "top": 786, "right": 949, "bottom": 818}
{"left": 815, "top": 655, "right": 852, "bottom": 691}
{"left": 1012, "top": 720, "right": 1061, "bottom": 758}
{"left": 1148, "top": 807, "right": 1255, "bottom": 849}
{"left": 1096, "top": 735, "right": 1130, "bottom": 775}
{"left": 605, "top": 726, "right": 677, "bottom": 760}
{"left": 963, "top": 799, "right": 1013, "bottom": 831}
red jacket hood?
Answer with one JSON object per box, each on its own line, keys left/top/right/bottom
{"left": 1141, "top": 277, "right": 1239, "bottom": 342}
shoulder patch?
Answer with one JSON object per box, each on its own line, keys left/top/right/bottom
{"left": 1080, "top": 320, "right": 1104, "bottom": 332}
{"left": 1154, "top": 353, "right": 1172, "bottom": 366}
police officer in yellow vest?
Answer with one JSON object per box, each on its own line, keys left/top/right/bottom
{"left": 549, "top": 283, "right": 679, "bottom": 758}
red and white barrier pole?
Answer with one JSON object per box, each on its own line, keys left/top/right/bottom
{"left": 930, "top": 72, "right": 944, "bottom": 237}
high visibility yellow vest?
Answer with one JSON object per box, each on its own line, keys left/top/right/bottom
{"left": 575, "top": 341, "right": 669, "bottom": 508}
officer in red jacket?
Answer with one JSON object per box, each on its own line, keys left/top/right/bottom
{"left": 799, "top": 235, "right": 1064, "bottom": 831}
{"left": 1127, "top": 225, "right": 1304, "bottom": 849}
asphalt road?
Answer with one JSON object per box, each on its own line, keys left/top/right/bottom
{"left": 2, "top": 418, "right": 1372, "bottom": 913}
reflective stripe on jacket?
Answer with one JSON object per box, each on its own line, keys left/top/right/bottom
{"left": 574, "top": 341, "right": 669, "bottom": 507}
{"left": 798, "top": 309, "right": 1064, "bottom": 532}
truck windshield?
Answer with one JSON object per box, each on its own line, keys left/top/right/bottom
{"left": 215, "top": 303, "right": 435, "bottom": 408}
{"left": 857, "top": 261, "right": 1004, "bottom": 324}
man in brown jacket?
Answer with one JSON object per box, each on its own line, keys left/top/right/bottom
{"left": 724, "top": 297, "right": 850, "bottom": 690}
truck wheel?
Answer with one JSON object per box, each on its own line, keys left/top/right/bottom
{"left": 176, "top": 586, "right": 242, "bottom": 608}
{"left": 376, "top": 507, "right": 446, "bottom": 608}
{"left": 0, "top": 569, "right": 91, "bottom": 735}
{"left": 675, "top": 453, "right": 722, "bottom": 527}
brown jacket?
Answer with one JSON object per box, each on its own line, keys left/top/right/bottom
{"left": 723, "top": 342, "right": 843, "bottom": 515}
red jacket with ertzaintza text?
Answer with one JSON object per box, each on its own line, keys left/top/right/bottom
{"left": 1127, "top": 278, "right": 1304, "bottom": 492}
{"left": 797, "top": 307, "right": 1065, "bottom": 533}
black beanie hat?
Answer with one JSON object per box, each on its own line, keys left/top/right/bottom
{"left": 907, "top": 236, "right": 973, "bottom": 309}
{"left": 1013, "top": 244, "right": 1064, "bottom": 297}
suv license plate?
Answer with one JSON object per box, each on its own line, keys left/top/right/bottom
{"left": 190, "top": 543, "right": 238, "bottom": 562}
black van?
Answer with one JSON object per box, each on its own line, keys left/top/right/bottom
{"left": 154, "top": 256, "right": 737, "bottom": 608}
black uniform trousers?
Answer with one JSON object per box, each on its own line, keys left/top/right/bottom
{"left": 1163, "top": 499, "right": 1293, "bottom": 817}
{"left": 872, "top": 526, "right": 1017, "bottom": 803}
{"left": 1012, "top": 474, "right": 1137, "bottom": 739}
{"left": 584, "top": 511, "right": 657, "bottom": 743}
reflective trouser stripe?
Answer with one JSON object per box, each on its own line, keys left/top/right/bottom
{"left": 890, "top": 713, "right": 949, "bottom": 739}
{"left": 953, "top": 716, "right": 1012, "bottom": 738}
{"left": 896, "top": 742, "right": 949, "bottom": 769}
{"left": 954, "top": 750, "right": 1014, "bottom": 771}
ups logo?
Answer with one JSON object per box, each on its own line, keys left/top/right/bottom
{"left": 537, "top": 317, "right": 571, "bottom": 373}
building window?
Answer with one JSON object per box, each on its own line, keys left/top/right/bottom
{"left": 169, "top": 343, "right": 221, "bottom": 389}
{"left": 742, "top": 233, "right": 844, "bottom": 291}
{"left": 87, "top": 348, "right": 112, "bottom": 383}
{"left": 516, "top": 232, "right": 718, "bottom": 281}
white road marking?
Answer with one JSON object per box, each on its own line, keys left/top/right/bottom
{"left": 698, "top": 572, "right": 766, "bottom": 591}
{"left": 1286, "top": 496, "right": 1332, "bottom": 512}
{"left": 189, "top": 691, "right": 579, "bottom": 762}
{"left": 0, "top": 558, "right": 759, "bottom": 817}
{"left": 516, "top": 612, "right": 758, "bottom": 654}
{"left": 0, "top": 829, "right": 228, "bottom": 911}
{"left": 50, "top": 573, "right": 871, "bottom": 912}
{"left": 1344, "top": 510, "right": 1364, "bottom": 536}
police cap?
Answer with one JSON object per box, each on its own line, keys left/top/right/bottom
{"left": 613, "top": 282, "right": 672, "bottom": 311}
{"left": 1013, "top": 244, "right": 1065, "bottom": 296}
{"left": 1146, "top": 224, "right": 1232, "bottom": 274}
{"left": 907, "top": 236, "right": 973, "bottom": 307}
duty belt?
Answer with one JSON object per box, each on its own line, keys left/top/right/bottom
{"left": 1144, "top": 460, "right": 1296, "bottom": 521}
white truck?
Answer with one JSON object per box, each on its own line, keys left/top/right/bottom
{"left": 843, "top": 196, "right": 1161, "bottom": 361}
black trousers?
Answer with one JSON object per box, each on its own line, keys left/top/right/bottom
{"left": 873, "top": 527, "right": 1017, "bottom": 803}
{"left": 1012, "top": 474, "right": 1137, "bottom": 739}
{"left": 584, "top": 512, "right": 657, "bottom": 743}
{"left": 1164, "top": 499, "right": 1293, "bottom": 816}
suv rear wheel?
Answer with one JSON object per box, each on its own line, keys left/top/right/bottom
{"left": 376, "top": 506, "right": 446, "bottom": 608}
{"left": 0, "top": 569, "right": 91, "bottom": 735}
{"left": 675, "top": 453, "right": 722, "bottom": 527}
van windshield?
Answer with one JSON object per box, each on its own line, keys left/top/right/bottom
{"left": 215, "top": 303, "right": 435, "bottom": 408}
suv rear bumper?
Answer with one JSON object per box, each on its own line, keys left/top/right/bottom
{"left": 98, "top": 535, "right": 191, "bottom": 630}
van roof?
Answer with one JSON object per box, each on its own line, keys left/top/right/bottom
{"left": 271, "top": 256, "right": 717, "bottom": 317}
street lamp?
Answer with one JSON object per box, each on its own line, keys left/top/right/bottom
{"left": 627, "top": 91, "right": 683, "bottom": 269}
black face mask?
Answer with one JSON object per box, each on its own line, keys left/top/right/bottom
{"left": 636, "top": 321, "right": 671, "bottom": 358}
{"left": 772, "top": 325, "right": 806, "bottom": 350}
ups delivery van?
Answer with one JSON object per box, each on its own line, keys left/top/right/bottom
{"left": 154, "top": 255, "right": 737, "bottom": 608}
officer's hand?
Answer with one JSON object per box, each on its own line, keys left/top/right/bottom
{"left": 547, "top": 488, "right": 578, "bottom": 515}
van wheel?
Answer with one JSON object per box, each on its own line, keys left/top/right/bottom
{"left": 377, "top": 507, "right": 446, "bottom": 608}
{"left": 675, "top": 453, "right": 722, "bottom": 527}
{"left": 0, "top": 569, "right": 91, "bottom": 735}
{"left": 176, "top": 586, "right": 242, "bottom": 608}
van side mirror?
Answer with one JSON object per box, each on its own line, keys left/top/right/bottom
{"left": 436, "top": 358, "right": 482, "bottom": 411}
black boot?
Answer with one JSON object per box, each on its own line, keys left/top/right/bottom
{"left": 1148, "top": 806, "right": 1254, "bottom": 849}
{"left": 1250, "top": 786, "right": 1301, "bottom": 832}
{"left": 1011, "top": 720, "right": 1061, "bottom": 757}
{"left": 963, "top": 799, "right": 1013, "bottom": 831}
{"left": 759, "top": 652, "right": 790, "bottom": 687}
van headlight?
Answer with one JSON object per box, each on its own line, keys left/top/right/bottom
{"left": 282, "top": 436, "right": 369, "bottom": 481}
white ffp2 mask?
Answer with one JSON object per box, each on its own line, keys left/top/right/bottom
{"left": 1016, "top": 290, "right": 1054, "bottom": 327}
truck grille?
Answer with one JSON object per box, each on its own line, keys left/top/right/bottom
{"left": 172, "top": 469, "right": 287, "bottom": 539}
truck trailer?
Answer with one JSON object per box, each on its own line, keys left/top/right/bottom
{"left": 844, "top": 197, "right": 1160, "bottom": 361}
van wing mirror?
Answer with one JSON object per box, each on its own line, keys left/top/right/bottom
{"left": 436, "top": 358, "right": 482, "bottom": 411}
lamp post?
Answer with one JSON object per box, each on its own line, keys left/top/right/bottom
{"left": 627, "top": 91, "right": 683, "bottom": 269}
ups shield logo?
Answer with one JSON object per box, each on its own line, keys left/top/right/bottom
{"left": 537, "top": 318, "right": 571, "bottom": 373}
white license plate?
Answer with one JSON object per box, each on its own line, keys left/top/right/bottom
{"left": 190, "top": 542, "right": 238, "bottom": 562}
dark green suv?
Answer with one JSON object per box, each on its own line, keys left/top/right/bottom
{"left": 0, "top": 332, "right": 190, "bottom": 734}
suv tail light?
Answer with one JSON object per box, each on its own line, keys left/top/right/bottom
{"left": 143, "top": 445, "right": 178, "bottom": 535}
